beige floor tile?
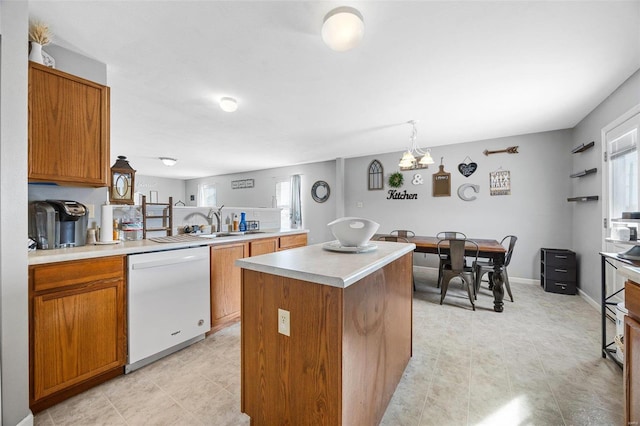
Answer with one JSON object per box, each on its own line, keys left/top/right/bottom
{"left": 37, "top": 280, "right": 623, "bottom": 425}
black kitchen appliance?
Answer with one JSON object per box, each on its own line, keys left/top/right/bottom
{"left": 29, "top": 200, "right": 88, "bottom": 249}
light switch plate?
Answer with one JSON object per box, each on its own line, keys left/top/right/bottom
{"left": 278, "top": 308, "right": 290, "bottom": 336}
{"left": 86, "top": 204, "right": 95, "bottom": 218}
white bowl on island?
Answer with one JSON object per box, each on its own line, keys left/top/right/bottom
{"left": 327, "top": 217, "right": 379, "bottom": 247}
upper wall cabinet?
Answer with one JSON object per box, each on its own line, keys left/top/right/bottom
{"left": 28, "top": 62, "right": 110, "bottom": 187}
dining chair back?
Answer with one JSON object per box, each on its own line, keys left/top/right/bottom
{"left": 436, "top": 231, "right": 467, "bottom": 287}
{"left": 437, "top": 238, "right": 478, "bottom": 310}
{"left": 390, "top": 230, "right": 416, "bottom": 238}
{"left": 436, "top": 231, "right": 467, "bottom": 240}
{"left": 473, "top": 235, "right": 517, "bottom": 302}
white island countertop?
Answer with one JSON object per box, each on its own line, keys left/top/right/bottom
{"left": 28, "top": 229, "right": 308, "bottom": 265}
{"left": 236, "top": 240, "right": 415, "bottom": 288}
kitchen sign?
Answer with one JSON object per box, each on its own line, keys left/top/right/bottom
{"left": 387, "top": 189, "right": 418, "bottom": 200}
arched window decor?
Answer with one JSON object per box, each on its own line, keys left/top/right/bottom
{"left": 368, "top": 160, "right": 384, "bottom": 190}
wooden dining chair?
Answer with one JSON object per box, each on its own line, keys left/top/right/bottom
{"left": 375, "top": 235, "right": 415, "bottom": 290}
{"left": 473, "top": 235, "right": 517, "bottom": 302}
{"left": 438, "top": 237, "right": 478, "bottom": 310}
{"left": 435, "top": 231, "right": 467, "bottom": 288}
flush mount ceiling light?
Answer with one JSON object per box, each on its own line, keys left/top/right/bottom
{"left": 322, "top": 6, "right": 364, "bottom": 52}
{"left": 398, "top": 120, "right": 434, "bottom": 170}
{"left": 159, "top": 157, "right": 177, "bottom": 167}
{"left": 219, "top": 97, "right": 238, "bottom": 112}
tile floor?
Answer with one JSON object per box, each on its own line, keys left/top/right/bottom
{"left": 34, "top": 269, "right": 624, "bottom": 425}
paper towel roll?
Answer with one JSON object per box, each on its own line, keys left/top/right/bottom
{"left": 100, "top": 204, "right": 113, "bottom": 242}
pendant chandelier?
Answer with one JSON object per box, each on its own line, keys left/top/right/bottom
{"left": 398, "top": 120, "right": 434, "bottom": 170}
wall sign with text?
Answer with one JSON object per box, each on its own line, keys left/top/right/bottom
{"left": 490, "top": 170, "right": 511, "bottom": 195}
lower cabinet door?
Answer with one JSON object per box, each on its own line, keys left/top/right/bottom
{"left": 32, "top": 279, "right": 125, "bottom": 401}
{"left": 210, "top": 243, "right": 247, "bottom": 328}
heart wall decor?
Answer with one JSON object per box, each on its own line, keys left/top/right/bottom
{"left": 458, "top": 158, "right": 478, "bottom": 178}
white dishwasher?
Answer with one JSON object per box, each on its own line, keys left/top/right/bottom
{"left": 126, "top": 246, "right": 210, "bottom": 373}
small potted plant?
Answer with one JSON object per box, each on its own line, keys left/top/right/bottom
{"left": 28, "top": 21, "right": 52, "bottom": 65}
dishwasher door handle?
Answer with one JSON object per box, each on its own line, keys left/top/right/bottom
{"left": 131, "top": 254, "right": 208, "bottom": 270}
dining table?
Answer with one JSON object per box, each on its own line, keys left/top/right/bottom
{"left": 386, "top": 235, "right": 508, "bottom": 312}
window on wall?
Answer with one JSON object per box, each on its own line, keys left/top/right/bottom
{"left": 607, "top": 113, "right": 639, "bottom": 220}
{"left": 275, "top": 180, "right": 291, "bottom": 228}
{"left": 197, "top": 184, "right": 216, "bottom": 207}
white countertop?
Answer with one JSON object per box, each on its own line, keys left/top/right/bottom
{"left": 28, "top": 229, "right": 308, "bottom": 265}
{"left": 619, "top": 265, "right": 640, "bottom": 283}
{"left": 236, "top": 241, "right": 416, "bottom": 288}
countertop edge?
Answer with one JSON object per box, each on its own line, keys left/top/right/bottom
{"left": 236, "top": 242, "right": 415, "bottom": 289}
{"left": 28, "top": 229, "right": 309, "bottom": 265}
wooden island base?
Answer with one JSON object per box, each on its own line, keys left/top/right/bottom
{"left": 241, "top": 252, "right": 413, "bottom": 425}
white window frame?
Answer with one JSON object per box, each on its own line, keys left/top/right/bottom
{"left": 197, "top": 183, "right": 217, "bottom": 207}
{"left": 275, "top": 179, "right": 291, "bottom": 229}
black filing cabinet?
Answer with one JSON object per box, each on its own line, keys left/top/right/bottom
{"left": 540, "top": 248, "right": 577, "bottom": 294}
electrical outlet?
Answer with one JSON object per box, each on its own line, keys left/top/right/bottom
{"left": 356, "top": 201, "right": 363, "bottom": 208}
{"left": 86, "top": 204, "right": 95, "bottom": 218}
{"left": 277, "top": 308, "right": 290, "bottom": 336}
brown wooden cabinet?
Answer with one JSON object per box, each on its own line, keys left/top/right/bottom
{"left": 279, "top": 233, "right": 307, "bottom": 251}
{"left": 625, "top": 279, "right": 640, "bottom": 425}
{"left": 250, "top": 237, "right": 278, "bottom": 257}
{"left": 28, "top": 62, "right": 110, "bottom": 187}
{"left": 209, "top": 242, "right": 248, "bottom": 333}
{"left": 29, "top": 256, "right": 126, "bottom": 413}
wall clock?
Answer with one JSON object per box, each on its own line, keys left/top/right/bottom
{"left": 311, "top": 180, "right": 330, "bottom": 203}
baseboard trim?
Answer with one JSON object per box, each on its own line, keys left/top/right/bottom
{"left": 16, "top": 411, "right": 34, "bottom": 426}
{"left": 413, "top": 266, "right": 538, "bottom": 285}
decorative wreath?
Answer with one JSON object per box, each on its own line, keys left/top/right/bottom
{"left": 388, "top": 172, "right": 404, "bottom": 188}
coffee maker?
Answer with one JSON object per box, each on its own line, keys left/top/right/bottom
{"left": 29, "top": 200, "right": 88, "bottom": 249}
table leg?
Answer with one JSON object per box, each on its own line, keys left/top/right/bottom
{"left": 491, "top": 267, "right": 505, "bottom": 313}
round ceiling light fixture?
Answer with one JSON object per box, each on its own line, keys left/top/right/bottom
{"left": 219, "top": 97, "right": 238, "bottom": 112}
{"left": 159, "top": 157, "right": 177, "bottom": 166}
{"left": 322, "top": 6, "right": 364, "bottom": 52}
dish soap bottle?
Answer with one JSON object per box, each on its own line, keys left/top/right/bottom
{"left": 239, "top": 212, "right": 247, "bottom": 232}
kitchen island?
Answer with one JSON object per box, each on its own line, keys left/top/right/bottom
{"left": 236, "top": 241, "right": 415, "bottom": 425}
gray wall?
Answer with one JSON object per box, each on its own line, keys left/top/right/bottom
{"left": 43, "top": 44, "right": 107, "bottom": 85}
{"left": 571, "top": 69, "right": 640, "bottom": 302}
{"left": 186, "top": 160, "right": 337, "bottom": 244}
{"left": 136, "top": 175, "right": 186, "bottom": 205}
{"left": 344, "top": 130, "right": 574, "bottom": 280}
{"left": 0, "top": 1, "right": 31, "bottom": 425}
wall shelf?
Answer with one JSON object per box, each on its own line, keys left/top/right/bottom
{"left": 570, "top": 168, "right": 597, "bottom": 178}
{"left": 567, "top": 196, "right": 599, "bottom": 202}
{"left": 571, "top": 141, "right": 595, "bottom": 153}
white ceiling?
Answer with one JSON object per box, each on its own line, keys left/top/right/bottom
{"left": 28, "top": 1, "right": 640, "bottom": 179}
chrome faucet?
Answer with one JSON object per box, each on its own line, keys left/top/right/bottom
{"left": 209, "top": 205, "right": 224, "bottom": 233}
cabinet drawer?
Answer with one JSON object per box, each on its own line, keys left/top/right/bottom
{"left": 544, "top": 251, "right": 576, "bottom": 267}
{"left": 31, "top": 256, "right": 125, "bottom": 293}
{"left": 545, "top": 266, "right": 576, "bottom": 282}
{"left": 543, "top": 279, "right": 577, "bottom": 295}
{"left": 627, "top": 279, "right": 640, "bottom": 321}
{"left": 279, "top": 233, "right": 307, "bottom": 250}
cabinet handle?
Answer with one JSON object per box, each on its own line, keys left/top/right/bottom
{"left": 555, "top": 268, "right": 567, "bottom": 273}
{"left": 555, "top": 283, "right": 567, "bottom": 289}
{"left": 555, "top": 255, "right": 567, "bottom": 259}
